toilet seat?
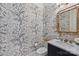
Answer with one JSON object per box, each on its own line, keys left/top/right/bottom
{"left": 36, "top": 47, "right": 47, "bottom": 55}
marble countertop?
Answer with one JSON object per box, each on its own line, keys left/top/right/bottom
{"left": 48, "top": 39, "right": 79, "bottom": 55}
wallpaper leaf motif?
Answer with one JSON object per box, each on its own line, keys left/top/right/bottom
{"left": 0, "top": 3, "right": 43, "bottom": 56}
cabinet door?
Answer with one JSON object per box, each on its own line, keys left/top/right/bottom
{"left": 48, "top": 43, "right": 76, "bottom": 56}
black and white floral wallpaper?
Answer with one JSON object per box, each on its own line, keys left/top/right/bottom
{"left": 0, "top": 3, "right": 60, "bottom": 56}
{"left": 0, "top": 3, "right": 44, "bottom": 56}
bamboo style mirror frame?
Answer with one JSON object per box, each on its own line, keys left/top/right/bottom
{"left": 56, "top": 4, "right": 79, "bottom": 33}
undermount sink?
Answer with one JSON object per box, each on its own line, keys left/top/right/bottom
{"left": 54, "top": 39, "right": 76, "bottom": 47}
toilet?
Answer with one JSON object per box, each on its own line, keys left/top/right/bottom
{"left": 36, "top": 47, "right": 47, "bottom": 56}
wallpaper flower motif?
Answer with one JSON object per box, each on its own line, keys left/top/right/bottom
{"left": 0, "top": 3, "right": 43, "bottom": 56}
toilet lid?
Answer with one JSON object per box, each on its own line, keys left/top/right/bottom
{"left": 37, "top": 47, "right": 47, "bottom": 54}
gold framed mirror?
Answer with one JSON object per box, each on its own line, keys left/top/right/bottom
{"left": 56, "top": 5, "right": 79, "bottom": 33}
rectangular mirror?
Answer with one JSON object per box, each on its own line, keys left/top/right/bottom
{"left": 57, "top": 7, "right": 77, "bottom": 33}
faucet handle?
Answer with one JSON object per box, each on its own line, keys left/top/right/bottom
{"left": 63, "top": 39, "right": 68, "bottom": 42}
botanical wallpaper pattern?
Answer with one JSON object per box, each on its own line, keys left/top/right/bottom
{"left": 43, "top": 4, "right": 58, "bottom": 39}
{"left": 0, "top": 3, "right": 43, "bottom": 56}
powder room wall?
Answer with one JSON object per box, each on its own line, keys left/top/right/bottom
{"left": 43, "top": 3, "right": 59, "bottom": 41}
{"left": 0, "top": 3, "right": 44, "bottom": 56}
